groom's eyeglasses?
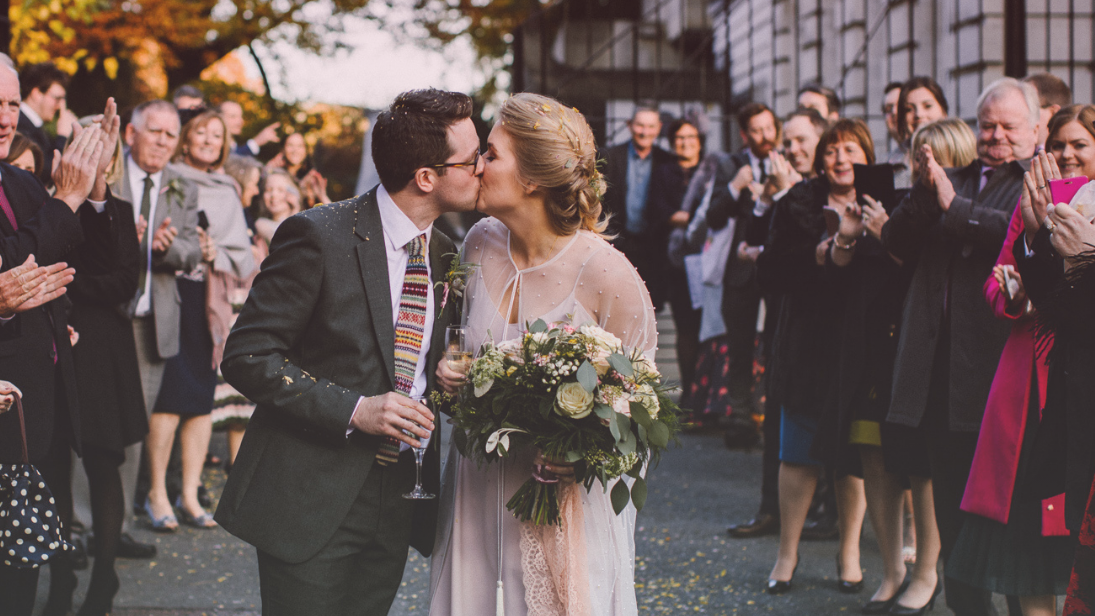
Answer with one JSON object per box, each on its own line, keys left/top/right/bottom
{"left": 428, "top": 150, "right": 481, "bottom": 172}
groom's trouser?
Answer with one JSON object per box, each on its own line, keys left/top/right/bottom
{"left": 256, "top": 450, "right": 417, "bottom": 616}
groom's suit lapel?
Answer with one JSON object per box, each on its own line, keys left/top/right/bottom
{"left": 354, "top": 191, "right": 396, "bottom": 390}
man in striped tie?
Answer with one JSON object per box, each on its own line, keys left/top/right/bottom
{"left": 216, "top": 89, "right": 481, "bottom": 615}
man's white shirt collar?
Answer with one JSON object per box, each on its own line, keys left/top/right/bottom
{"left": 19, "top": 103, "right": 42, "bottom": 128}
{"left": 376, "top": 184, "right": 432, "bottom": 251}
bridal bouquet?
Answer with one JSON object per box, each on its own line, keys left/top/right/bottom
{"left": 449, "top": 319, "right": 681, "bottom": 526}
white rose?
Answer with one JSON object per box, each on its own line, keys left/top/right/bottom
{"left": 555, "top": 381, "right": 594, "bottom": 419}
{"left": 611, "top": 390, "right": 632, "bottom": 416}
{"left": 633, "top": 384, "right": 660, "bottom": 419}
{"left": 591, "top": 348, "right": 612, "bottom": 376}
{"left": 527, "top": 331, "right": 550, "bottom": 350}
{"left": 579, "top": 324, "right": 622, "bottom": 353}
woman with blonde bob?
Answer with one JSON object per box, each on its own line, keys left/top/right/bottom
{"left": 430, "top": 93, "right": 657, "bottom": 615}
{"left": 910, "top": 118, "right": 978, "bottom": 181}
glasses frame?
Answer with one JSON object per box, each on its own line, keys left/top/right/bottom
{"left": 428, "top": 149, "right": 480, "bottom": 172}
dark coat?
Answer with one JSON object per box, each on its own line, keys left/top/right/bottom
{"left": 1013, "top": 228, "right": 1095, "bottom": 531}
{"left": 215, "top": 189, "right": 457, "bottom": 563}
{"left": 67, "top": 196, "right": 147, "bottom": 454}
{"left": 883, "top": 159, "right": 1022, "bottom": 432}
{"left": 755, "top": 177, "right": 843, "bottom": 417}
{"left": 601, "top": 141, "right": 678, "bottom": 308}
{"left": 814, "top": 230, "right": 914, "bottom": 465}
{"left": 0, "top": 163, "right": 92, "bottom": 463}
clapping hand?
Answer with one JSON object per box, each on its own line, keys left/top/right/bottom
{"left": 1047, "top": 202, "right": 1095, "bottom": 269}
{"left": 762, "top": 151, "right": 802, "bottom": 202}
{"left": 0, "top": 255, "right": 75, "bottom": 317}
{"left": 151, "top": 217, "right": 178, "bottom": 255}
{"left": 197, "top": 227, "right": 217, "bottom": 264}
{"left": 1021, "top": 151, "right": 1062, "bottom": 245}
{"left": 730, "top": 164, "right": 754, "bottom": 194}
{"left": 52, "top": 122, "right": 106, "bottom": 212}
{"left": 916, "top": 144, "right": 957, "bottom": 211}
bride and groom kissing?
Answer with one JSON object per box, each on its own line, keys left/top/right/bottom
{"left": 215, "top": 88, "right": 657, "bottom": 615}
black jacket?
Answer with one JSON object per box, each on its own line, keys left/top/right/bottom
{"left": 0, "top": 163, "right": 98, "bottom": 463}
{"left": 883, "top": 159, "right": 1021, "bottom": 432}
{"left": 68, "top": 196, "right": 147, "bottom": 454}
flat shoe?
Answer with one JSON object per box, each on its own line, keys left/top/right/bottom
{"left": 144, "top": 498, "right": 178, "bottom": 532}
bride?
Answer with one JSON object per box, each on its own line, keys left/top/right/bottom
{"left": 428, "top": 93, "right": 658, "bottom": 615}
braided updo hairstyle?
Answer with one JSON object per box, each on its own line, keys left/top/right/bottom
{"left": 498, "top": 93, "right": 608, "bottom": 235}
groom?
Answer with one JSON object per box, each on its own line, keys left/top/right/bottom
{"left": 215, "top": 89, "right": 481, "bottom": 615}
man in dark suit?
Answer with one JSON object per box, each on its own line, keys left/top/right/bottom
{"left": 17, "top": 62, "right": 71, "bottom": 185}
{"left": 882, "top": 77, "right": 1039, "bottom": 616}
{"left": 108, "top": 98, "right": 201, "bottom": 538}
{"left": 216, "top": 89, "right": 479, "bottom": 615}
{"left": 602, "top": 105, "right": 678, "bottom": 309}
{"left": 0, "top": 59, "right": 120, "bottom": 613}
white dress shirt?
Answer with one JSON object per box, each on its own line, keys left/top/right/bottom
{"left": 348, "top": 185, "right": 435, "bottom": 447}
{"left": 19, "top": 103, "right": 42, "bottom": 128}
{"left": 127, "top": 156, "right": 164, "bottom": 317}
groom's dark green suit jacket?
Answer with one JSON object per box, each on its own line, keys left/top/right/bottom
{"left": 215, "top": 187, "right": 456, "bottom": 563}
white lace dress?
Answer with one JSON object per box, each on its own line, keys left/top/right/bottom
{"left": 428, "top": 218, "right": 658, "bottom": 616}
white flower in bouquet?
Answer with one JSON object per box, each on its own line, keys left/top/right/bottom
{"left": 633, "top": 383, "right": 660, "bottom": 419}
{"left": 632, "top": 354, "right": 661, "bottom": 381}
{"left": 496, "top": 338, "right": 523, "bottom": 357}
{"left": 526, "top": 331, "right": 551, "bottom": 350}
{"left": 555, "top": 381, "right": 595, "bottom": 419}
{"left": 580, "top": 324, "right": 622, "bottom": 354}
{"left": 591, "top": 347, "right": 612, "bottom": 376}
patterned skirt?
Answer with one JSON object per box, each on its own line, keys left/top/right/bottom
{"left": 683, "top": 334, "right": 732, "bottom": 424}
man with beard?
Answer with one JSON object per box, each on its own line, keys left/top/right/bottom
{"left": 704, "top": 103, "right": 780, "bottom": 452}
{"left": 882, "top": 77, "right": 1039, "bottom": 616}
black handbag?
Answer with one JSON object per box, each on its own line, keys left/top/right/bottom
{"left": 0, "top": 393, "right": 71, "bottom": 568}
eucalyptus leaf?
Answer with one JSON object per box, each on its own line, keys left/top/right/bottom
{"left": 610, "top": 479, "right": 630, "bottom": 515}
{"left": 617, "top": 430, "right": 636, "bottom": 455}
{"left": 565, "top": 450, "right": 583, "bottom": 463}
{"left": 631, "top": 477, "right": 648, "bottom": 511}
{"left": 650, "top": 421, "right": 670, "bottom": 448}
{"left": 608, "top": 412, "right": 621, "bottom": 442}
{"left": 636, "top": 422, "right": 648, "bottom": 446}
{"left": 529, "top": 319, "right": 548, "bottom": 333}
{"left": 608, "top": 353, "right": 633, "bottom": 377}
{"left": 615, "top": 412, "right": 632, "bottom": 441}
{"left": 594, "top": 403, "right": 614, "bottom": 421}
{"left": 474, "top": 378, "right": 493, "bottom": 397}
{"left": 629, "top": 400, "right": 653, "bottom": 428}
{"left": 626, "top": 461, "right": 643, "bottom": 479}
{"left": 576, "top": 361, "right": 598, "bottom": 392}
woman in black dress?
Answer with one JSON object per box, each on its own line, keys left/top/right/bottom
{"left": 755, "top": 119, "right": 872, "bottom": 594}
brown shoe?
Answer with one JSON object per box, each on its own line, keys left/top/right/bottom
{"left": 727, "top": 513, "right": 779, "bottom": 538}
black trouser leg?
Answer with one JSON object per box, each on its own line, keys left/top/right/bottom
{"left": 723, "top": 283, "right": 761, "bottom": 417}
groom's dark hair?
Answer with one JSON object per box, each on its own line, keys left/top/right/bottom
{"left": 373, "top": 89, "right": 474, "bottom": 192}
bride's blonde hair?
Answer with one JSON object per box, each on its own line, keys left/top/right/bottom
{"left": 498, "top": 93, "right": 608, "bottom": 235}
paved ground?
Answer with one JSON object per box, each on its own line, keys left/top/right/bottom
{"left": 33, "top": 311, "right": 1031, "bottom": 615}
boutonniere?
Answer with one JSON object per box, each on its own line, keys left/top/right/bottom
{"left": 160, "top": 178, "right": 183, "bottom": 197}
{"left": 435, "top": 253, "right": 476, "bottom": 316}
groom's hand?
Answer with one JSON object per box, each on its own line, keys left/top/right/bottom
{"left": 351, "top": 392, "right": 434, "bottom": 448}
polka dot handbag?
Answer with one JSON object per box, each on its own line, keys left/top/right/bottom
{"left": 0, "top": 392, "right": 71, "bottom": 568}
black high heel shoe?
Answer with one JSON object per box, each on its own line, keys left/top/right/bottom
{"left": 836, "top": 554, "right": 865, "bottom": 593}
{"left": 889, "top": 579, "right": 942, "bottom": 615}
{"left": 766, "top": 555, "right": 800, "bottom": 595}
{"left": 862, "top": 579, "right": 910, "bottom": 614}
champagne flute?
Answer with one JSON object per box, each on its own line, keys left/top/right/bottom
{"left": 402, "top": 395, "right": 435, "bottom": 500}
{"left": 445, "top": 326, "right": 472, "bottom": 375}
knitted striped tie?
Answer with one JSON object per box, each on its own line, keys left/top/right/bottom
{"left": 376, "top": 234, "right": 429, "bottom": 465}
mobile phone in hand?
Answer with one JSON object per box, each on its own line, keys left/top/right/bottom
{"left": 853, "top": 164, "right": 897, "bottom": 212}
{"left": 1001, "top": 266, "right": 1020, "bottom": 302}
{"left": 197, "top": 210, "right": 210, "bottom": 231}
